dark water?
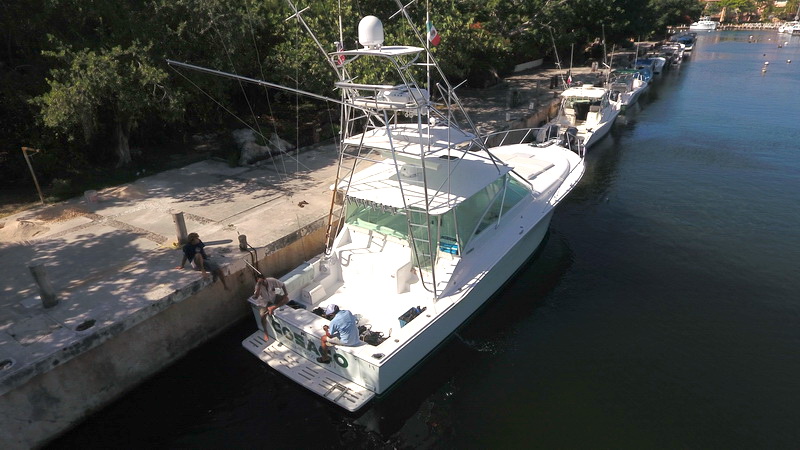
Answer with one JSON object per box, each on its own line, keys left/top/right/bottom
{"left": 52, "top": 31, "right": 800, "bottom": 449}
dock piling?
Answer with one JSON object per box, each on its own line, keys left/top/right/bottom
{"left": 172, "top": 212, "right": 188, "bottom": 245}
{"left": 29, "top": 263, "right": 59, "bottom": 308}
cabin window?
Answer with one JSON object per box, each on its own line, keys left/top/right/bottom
{"left": 502, "top": 175, "right": 529, "bottom": 215}
{"left": 344, "top": 173, "right": 530, "bottom": 259}
{"left": 454, "top": 174, "right": 529, "bottom": 247}
{"left": 345, "top": 201, "right": 408, "bottom": 240}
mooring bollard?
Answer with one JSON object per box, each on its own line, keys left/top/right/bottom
{"left": 172, "top": 212, "right": 188, "bottom": 245}
{"left": 29, "top": 263, "right": 58, "bottom": 308}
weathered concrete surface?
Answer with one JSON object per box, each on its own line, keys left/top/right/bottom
{"left": 0, "top": 63, "right": 599, "bottom": 449}
{"left": 0, "top": 147, "right": 340, "bottom": 449}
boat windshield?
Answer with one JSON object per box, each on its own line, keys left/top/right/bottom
{"left": 564, "top": 97, "right": 603, "bottom": 109}
{"left": 344, "top": 173, "right": 529, "bottom": 256}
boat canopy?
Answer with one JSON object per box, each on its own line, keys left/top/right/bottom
{"left": 560, "top": 86, "right": 608, "bottom": 99}
{"left": 338, "top": 153, "right": 512, "bottom": 215}
{"left": 343, "top": 123, "right": 475, "bottom": 156}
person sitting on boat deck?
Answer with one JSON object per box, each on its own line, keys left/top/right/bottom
{"left": 317, "top": 304, "right": 359, "bottom": 364}
{"left": 175, "top": 232, "right": 228, "bottom": 290}
{"left": 253, "top": 275, "right": 290, "bottom": 316}
{"left": 251, "top": 275, "right": 290, "bottom": 342}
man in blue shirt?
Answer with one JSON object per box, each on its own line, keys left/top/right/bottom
{"left": 317, "top": 304, "right": 359, "bottom": 364}
{"left": 175, "top": 232, "right": 228, "bottom": 290}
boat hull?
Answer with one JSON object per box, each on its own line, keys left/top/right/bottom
{"left": 242, "top": 208, "right": 556, "bottom": 410}
{"left": 582, "top": 107, "right": 620, "bottom": 149}
{"left": 369, "top": 208, "right": 555, "bottom": 394}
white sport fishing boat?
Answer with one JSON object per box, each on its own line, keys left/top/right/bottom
{"left": 689, "top": 17, "right": 717, "bottom": 31}
{"left": 551, "top": 85, "right": 620, "bottom": 149}
{"left": 172, "top": 5, "right": 584, "bottom": 412}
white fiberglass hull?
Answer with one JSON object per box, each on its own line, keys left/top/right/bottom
{"left": 689, "top": 19, "right": 717, "bottom": 31}
{"left": 242, "top": 139, "right": 584, "bottom": 411}
{"left": 237, "top": 11, "right": 586, "bottom": 414}
{"left": 243, "top": 208, "right": 556, "bottom": 411}
{"left": 618, "top": 85, "right": 646, "bottom": 109}
{"left": 364, "top": 208, "right": 555, "bottom": 392}
{"left": 652, "top": 58, "right": 666, "bottom": 74}
{"left": 580, "top": 107, "right": 620, "bottom": 149}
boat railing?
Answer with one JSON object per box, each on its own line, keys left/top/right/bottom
{"left": 482, "top": 126, "right": 584, "bottom": 157}
{"left": 482, "top": 127, "right": 542, "bottom": 147}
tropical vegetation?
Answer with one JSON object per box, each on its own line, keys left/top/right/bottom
{"left": 0, "top": 0, "right": 720, "bottom": 201}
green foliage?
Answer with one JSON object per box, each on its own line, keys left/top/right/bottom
{"left": 33, "top": 41, "right": 184, "bottom": 166}
{"left": 720, "top": 0, "right": 757, "bottom": 12}
{"left": 649, "top": 0, "right": 705, "bottom": 28}
{"left": 1, "top": 0, "right": 713, "bottom": 189}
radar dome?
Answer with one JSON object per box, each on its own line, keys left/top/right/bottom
{"left": 358, "top": 16, "right": 384, "bottom": 49}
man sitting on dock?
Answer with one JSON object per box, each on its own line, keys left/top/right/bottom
{"left": 317, "top": 304, "right": 359, "bottom": 364}
{"left": 176, "top": 232, "right": 228, "bottom": 290}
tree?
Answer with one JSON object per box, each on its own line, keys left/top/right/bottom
{"left": 34, "top": 42, "right": 182, "bottom": 167}
{"left": 720, "top": 0, "right": 757, "bottom": 22}
{"left": 649, "top": 0, "right": 705, "bottom": 29}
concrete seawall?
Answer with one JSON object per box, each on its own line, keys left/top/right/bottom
{"left": 0, "top": 146, "right": 342, "bottom": 448}
{"left": 0, "top": 64, "right": 594, "bottom": 448}
{"left": 1, "top": 224, "right": 329, "bottom": 449}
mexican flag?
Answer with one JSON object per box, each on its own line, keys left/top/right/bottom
{"left": 427, "top": 21, "right": 441, "bottom": 46}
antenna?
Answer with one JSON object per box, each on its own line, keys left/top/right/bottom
{"left": 547, "top": 26, "right": 566, "bottom": 87}
{"left": 602, "top": 24, "right": 608, "bottom": 69}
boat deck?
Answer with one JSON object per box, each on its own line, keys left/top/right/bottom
{"left": 242, "top": 332, "right": 374, "bottom": 411}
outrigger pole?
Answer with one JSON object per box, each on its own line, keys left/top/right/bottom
{"left": 166, "top": 59, "right": 368, "bottom": 112}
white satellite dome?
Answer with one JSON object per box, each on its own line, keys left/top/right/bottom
{"left": 358, "top": 16, "right": 384, "bottom": 49}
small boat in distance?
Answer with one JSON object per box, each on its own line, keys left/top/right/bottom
{"left": 674, "top": 33, "right": 697, "bottom": 54}
{"left": 777, "top": 21, "right": 795, "bottom": 33}
{"left": 778, "top": 3, "right": 800, "bottom": 33}
{"left": 779, "top": 21, "right": 800, "bottom": 34}
{"left": 689, "top": 17, "right": 717, "bottom": 31}
{"left": 660, "top": 43, "right": 685, "bottom": 66}
{"left": 168, "top": 8, "right": 584, "bottom": 412}
{"left": 651, "top": 56, "right": 667, "bottom": 74}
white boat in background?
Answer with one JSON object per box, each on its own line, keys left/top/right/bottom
{"left": 689, "top": 17, "right": 717, "bottom": 31}
{"left": 651, "top": 56, "right": 667, "bottom": 74}
{"left": 779, "top": 21, "right": 800, "bottom": 34}
{"left": 675, "top": 33, "right": 697, "bottom": 54}
{"left": 661, "top": 43, "right": 685, "bottom": 66}
{"left": 608, "top": 69, "right": 648, "bottom": 109}
{"left": 778, "top": 4, "right": 800, "bottom": 33}
{"left": 552, "top": 85, "right": 620, "bottom": 149}
{"left": 168, "top": 6, "right": 585, "bottom": 412}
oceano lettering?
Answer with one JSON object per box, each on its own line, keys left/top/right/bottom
{"left": 270, "top": 317, "right": 349, "bottom": 368}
